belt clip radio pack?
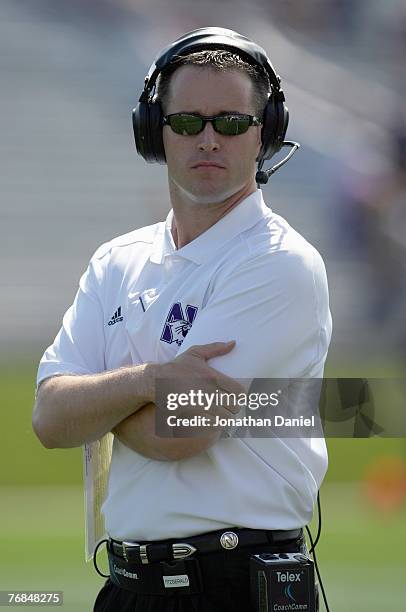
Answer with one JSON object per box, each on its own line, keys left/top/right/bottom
{"left": 250, "top": 552, "right": 319, "bottom": 612}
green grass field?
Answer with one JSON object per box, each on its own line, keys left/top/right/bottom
{"left": 1, "top": 361, "right": 405, "bottom": 610}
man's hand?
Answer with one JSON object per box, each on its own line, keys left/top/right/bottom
{"left": 113, "top": 340, "right": 246, "bottom": 460}
{"left": 157, "top": 340, "right": 243, "bottom": 392}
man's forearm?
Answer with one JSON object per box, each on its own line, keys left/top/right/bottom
{"left": 33, "top": 341, "right": 242, "bottom": 452}
{"left": 113, "top": 402, "right": 221, "bottom": 461}
{"left": 32, "top": 363, "right": 156, "bottom": 449}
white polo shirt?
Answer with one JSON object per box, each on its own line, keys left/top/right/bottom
{"left": 37, "top": 189, "right": 332, "bottom": 540}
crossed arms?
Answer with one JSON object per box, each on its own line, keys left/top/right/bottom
{"left": 33, "top": 341, "right": 243, "bottom": 460}
{"left": 34, "top": 247, "right": 330, "bottom": 461}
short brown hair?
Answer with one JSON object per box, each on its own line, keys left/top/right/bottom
{"left": 155, "top": 49, "right": 270, "bottom": 117}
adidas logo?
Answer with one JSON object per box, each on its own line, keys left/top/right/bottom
{"left": 108, "top": 306, "right": 123, "bottom": 326}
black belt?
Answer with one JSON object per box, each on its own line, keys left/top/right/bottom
{"left": 109, "top": 527, "right": 303, "bottom": 565}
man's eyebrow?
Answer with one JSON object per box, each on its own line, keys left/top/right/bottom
{"left": 217, "top": 110, "right": 246, "bottom": 115}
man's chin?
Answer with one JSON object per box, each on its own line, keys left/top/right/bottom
{"left": 179, "top": 182, "right": 242, "bottom": 206}
{"left": 187, "top": 192, "right": 232, "bottom": 206}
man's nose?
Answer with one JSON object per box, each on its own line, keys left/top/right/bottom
{"left": 197, "top": 121, "right": 220, "bottom": 152}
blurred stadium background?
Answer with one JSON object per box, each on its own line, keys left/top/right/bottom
{"left": 1, "top": 0, "right": 405, "bottom": 609}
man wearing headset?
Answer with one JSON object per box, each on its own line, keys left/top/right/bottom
{"left": 33, "top": 28, "right": 332, "bottom": 612}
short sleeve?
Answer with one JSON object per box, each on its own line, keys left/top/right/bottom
{"left": 177, "top": 246, "right": 332, "bottom": 379}
{"left": 36, "top": 246, "right": 108, "bottom": 388}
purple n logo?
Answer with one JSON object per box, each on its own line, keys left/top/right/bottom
{"left": 160, "top": 302, "right": 198, "bottom": 346}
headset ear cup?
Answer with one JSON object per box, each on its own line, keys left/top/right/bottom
{"left": 148, "top": 100, "right": 166, "bottom": 164}
{"left": 277, "top": 102, "right": 289, "bottom": 151}
{"left": 258, "top": 96, "right": 289, "bottom": 161}
{"left": 132, "top": 100, "right": 166, "bottom": 163}
{"left": 258, "top": 98, "right": 277, "bottom": 161}
{"left": 133, "top": 102, "right": 148, "bottom": 160}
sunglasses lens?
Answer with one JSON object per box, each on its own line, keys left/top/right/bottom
{"left": 169, "top": 115, "right": 203, "bottom": 135}
{"left": 166, "top": 114, "right": 254, "bottom": 136}
{"left": 215, "top": 116, "right": 250, "bottom": 135}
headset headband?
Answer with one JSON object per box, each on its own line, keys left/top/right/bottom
{"left": 140, "top": 27, "right": 283, "bottom": 103}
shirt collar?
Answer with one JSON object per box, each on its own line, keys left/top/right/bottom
{"left": 150, "top": 189, "right": 271, "bottom": 265}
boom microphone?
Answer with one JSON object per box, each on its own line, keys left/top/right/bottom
{"left": 256, "top": 141, "right": 301, "bottom": 185}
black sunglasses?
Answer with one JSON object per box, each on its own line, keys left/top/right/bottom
{"left": 163, "top": 113, "right": 262, "bottom": 136}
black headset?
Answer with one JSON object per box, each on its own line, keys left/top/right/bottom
{"left": 132, "top": 27, "right": 289, "bottom": 166}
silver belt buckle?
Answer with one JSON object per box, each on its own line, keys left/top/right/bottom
{"left": 172, "top": 543, "right": 197, "bottom": 560}
{"left": 220, "top": 531, "right": 239, "bottom": 550}
{"left": 121, "top": 541, "right": 141, "bottom": 563}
